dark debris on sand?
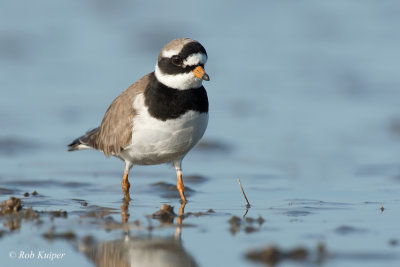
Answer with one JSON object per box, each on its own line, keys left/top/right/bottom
{"left": 183, "top": 208, "right": 215, "bottom": 219}
{"left": 151, "top": 204, "right": 215, "bottom": 224}
{"left": 48, "top": 210, "right": 68, "bottom": 220}
{"left": 0, "top": 197, "right": 40, "bottom": 231}
{"left": 228, "top": 215, "right": 265, "bottom": 235}
{"left": 246, "top": 246, "right": 308, "bottom": 266}
{"left": 246, "top": 243, "right": 328, "bottom": 266}
{"left": 152, "top": 204, "right": 176, "bottom": 223}
{"left": 0, "top": 196, "right": 22, "bottom": 214}
{"left": 0, "top": 196, "right": 68, "bottom": 233}
{"left": 23, "top": 190, "right": 39, "bottom": 197}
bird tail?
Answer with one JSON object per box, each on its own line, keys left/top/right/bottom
{"left": 67, "top": 127, "right": 100, "bottom": 152}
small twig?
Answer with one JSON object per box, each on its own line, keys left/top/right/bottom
{"left": 237, "top": 179, "right": 251, "bottom": 208}
{"left": 242, "top": 208, "right": 249, "bottom": 219}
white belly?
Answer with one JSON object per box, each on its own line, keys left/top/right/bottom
{"left": 120, "top": 94, "right": 208, "bottom": 165}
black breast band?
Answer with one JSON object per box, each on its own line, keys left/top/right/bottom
{"left": 144, "top": 73, "right": 209, "bottom": 121}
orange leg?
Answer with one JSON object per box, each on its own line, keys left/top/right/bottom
{"left": 177, "top": 202, "right": 186, "bottom": 226}
{"left": 121, "top": 172, "right": 130, "bottom": 193}
{"left": 120, "top": 194, "right": 130, "bottom": 223}
{"left": 176, "top": 170, "right": 186, "bottom": 204}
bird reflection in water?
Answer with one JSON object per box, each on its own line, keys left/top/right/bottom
{"left": 79, "top": 235, "right": 197, "bottom": 267}
{"left": 80, "top": 196, "right": 196, "bottom": 267}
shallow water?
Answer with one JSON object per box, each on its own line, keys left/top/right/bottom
{"left": 1, "top": 1, "right": 400, "bottom": 266}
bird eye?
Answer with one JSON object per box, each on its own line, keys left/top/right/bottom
{"left": 171, "top": 55, "right": 183, "bottom": 65}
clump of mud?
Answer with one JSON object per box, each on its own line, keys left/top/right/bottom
{"left": 151, "top": 204, "right": 215, "bottom": 225}
{"left": 183, "top": 209, "right": 215, "bottom": 219}
{"left": 0, "top": 196, "right": 22, "bottom": 214}
{"left": 0, "top": 196, "right": 40, "bottom": 231}
{"left": 49, "top": 210, "right": 68, "bottom": 220}
{"left": 228, "top": 215, "right": 265, "bottom": 235}
{"left": 0, "top": 196, "right": 69, "bottom": 233}
{"left": 246, "top": 245, "right": 308, "bottom": 265}
{"left": 152, "top": 204, "right": 176, "bottom": 223}
{"left": 23, "top": 190, "right": 39, "bottom": 197}
{"left": 246, "top": 243, "right": 328, "bottom": 266}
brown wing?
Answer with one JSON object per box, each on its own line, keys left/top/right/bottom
{"left": 93, "top": 73, "right": 150, "bottom": 157}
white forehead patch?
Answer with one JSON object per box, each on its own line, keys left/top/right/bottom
{"left": 162, "top": 49, "right": 180, "bottom": 58}
{"left": 183, "top": 53, "right": 207, "bottom": 67}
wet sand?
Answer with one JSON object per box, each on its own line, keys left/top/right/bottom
{"left": 1, "top": 1, "right": 400, "bottom": 266}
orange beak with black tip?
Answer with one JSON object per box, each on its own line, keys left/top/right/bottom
{"left": 192, "top": 66, "right": 210, "bottom": 81}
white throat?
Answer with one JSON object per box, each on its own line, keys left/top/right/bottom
{"left": 155, "top": 64, "right": 203, "bottom": 90}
